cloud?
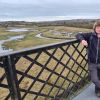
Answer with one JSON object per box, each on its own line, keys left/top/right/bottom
{"left": 0, "top": 0, "right": 100, "bottom": 21}
{"left": 1, "top": 0, "right": 100, "bottom": 5}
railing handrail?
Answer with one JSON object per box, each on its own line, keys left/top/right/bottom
{"left": 0, "top": 38, "right": 89, "bottom": 100}
{"left": 0, "top": 39, "right": 78, "bottom": 57}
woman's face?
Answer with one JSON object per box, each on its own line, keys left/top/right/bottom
{"left": 95, "top": 26, "right": 100, "bottom": 34}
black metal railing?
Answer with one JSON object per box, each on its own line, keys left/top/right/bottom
{"left": 0, "top": 39, "right": 90, "bottom": 100}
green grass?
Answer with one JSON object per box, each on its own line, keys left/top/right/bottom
{"left": 0, "top": 26, "right": 89, "bottom": 99}
{"left": 1, "top": 26, "right": 93, "bottom": 51}
{"left": 0, "top": 27, "right": 31, "bottom": 40}
{"left": 41, "top": 26, "right": 92, "bottom": 39}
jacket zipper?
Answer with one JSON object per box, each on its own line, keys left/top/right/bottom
{"left": 96, "top": 38, "right": 99, "bottom": 64}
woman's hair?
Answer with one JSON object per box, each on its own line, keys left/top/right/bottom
{"left": 93, "top": 19, "right": 100, "bottom": 30}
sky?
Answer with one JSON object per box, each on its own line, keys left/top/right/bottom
{"left": 0, "top": 0, "right": 100, "bottom": 21}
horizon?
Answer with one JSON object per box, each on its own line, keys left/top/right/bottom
{"left": 0, "top": 16, "right": 99, "bottom": 22}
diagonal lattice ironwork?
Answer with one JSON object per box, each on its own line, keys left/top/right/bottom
{"left": 0, "top": 58, "right": 11, "bottom": 100}
{"left": 0, "top": 39, "right": 90, "bottom": 100}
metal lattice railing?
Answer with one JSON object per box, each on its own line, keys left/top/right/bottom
{"left": 0, "top": 39, "right": 90, "bottom": 100}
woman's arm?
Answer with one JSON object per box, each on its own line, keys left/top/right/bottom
{"left": 76, "top": 32, "right": 92, "bottom": 42}
{"left": 76, "top": 32, "right": 92, "bottom": 46}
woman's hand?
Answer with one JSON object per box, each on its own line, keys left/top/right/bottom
{"left": 81, "top": 40, "right": 88, "bottom": 46}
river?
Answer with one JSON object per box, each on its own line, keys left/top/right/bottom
{"left": 0, "top": 35, "right": 25, "bottom": 54}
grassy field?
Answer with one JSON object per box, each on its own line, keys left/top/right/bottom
{"left": 1, "top": 26, "right": 92, "bottom": 51}
{"left": 41, "top": 26, "right": 92, "bottom": 39}
{"left": 0, "top": 26, "right": 89, "bottom": 100}
{"left": 3, "top": 31, "right": 61, "bottom": 50}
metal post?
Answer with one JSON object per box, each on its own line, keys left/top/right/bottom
{"left": 3, "top": 56, "right": 21, "bottom": 100}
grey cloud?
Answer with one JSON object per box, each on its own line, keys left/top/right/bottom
{"left": 0, "top": 0, "right": 100, "bottom": 18}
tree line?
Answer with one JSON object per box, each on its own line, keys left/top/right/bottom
{"left": 0, "top": 19, "right": 96, "bottom": 29}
